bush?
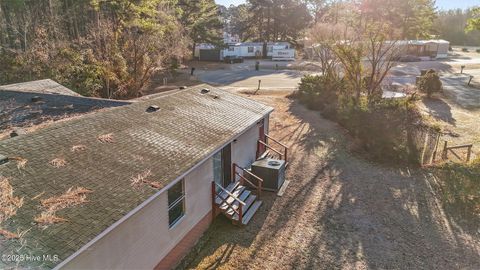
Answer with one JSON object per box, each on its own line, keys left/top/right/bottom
{"left": 336, "top": 98, "right": 422, "bottom": 164}
{"left": 433, "top": 161, "right": 480, "bottom": 222}
{"left": 462, "top": 48, "right": 469, "bottom": 52}
{"left": 297, "top": 74, "right": 431, "bottom": 165}
{"left": 417, "top": 69, "right": 442, "bottom": 98}
{"left": 298, "top": 75, "right": 339, "bottom": 111}
{"left": 476, "top": 49, "right": 480, "bottom": 53}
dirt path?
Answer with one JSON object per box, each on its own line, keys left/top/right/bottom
{"left": 180, "top": 94, "right": 480, "bottom": 270}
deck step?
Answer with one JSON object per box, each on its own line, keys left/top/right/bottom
{"left": 220, "top": 190, "right": 251, "bottom": 213}
{"left": 233, "top": 200, "right": 262, "bottom": 225}
{"left": 225, "top": 193, "right": 256, "bottom": 216}
{"left": 215, "top": 185, "right": 245, "bottom": 205}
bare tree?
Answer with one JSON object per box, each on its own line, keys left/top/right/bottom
{"left": 307, "top": 21, "right": 401, "bottom": 105}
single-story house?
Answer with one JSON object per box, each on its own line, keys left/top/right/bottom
{"left": 397, "top": 39, "right": 450, "bottom": 59}
{"left": 194, "top": 42, "right": 295, "bottom": 61}
{"left": 305, "top": 39, "right": 450, "bottom": 61}
{"left": 223, "top": 42, "right": 295, "bottom": 60}
{"left": 0, "top": 84, "right": 287, "bottom": 269}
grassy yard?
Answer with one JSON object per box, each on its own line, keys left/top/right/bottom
{"left": 177, "top": 93, "right": 480, "bottom": 270}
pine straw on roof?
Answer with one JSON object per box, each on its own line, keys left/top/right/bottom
{"left": 8, "top": 156, "right": 28, "bottom": 169}
{"left": 0, "top": 176, "right": 24, "bottom": 239}
{"left": 130, "top": 170, "right": 162, "bottom": 189}
{"left": 97, "top": 133, "right": 114, "bottom": 143}
{"left": 50, "top": 158, "right": 67, "bottom": 168}
{"left": 34, "top": 187, "right": 93, "bottom": 225}
{"left": 71, "top": 145, "right": 87, "bottom": 152}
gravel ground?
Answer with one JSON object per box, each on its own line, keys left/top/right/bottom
{"left": 180, "top": 93, "right": 480, "bottom": 270}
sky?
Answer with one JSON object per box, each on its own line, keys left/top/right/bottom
{"left": 215, "top": 0, "right": 479, "bottom": 10}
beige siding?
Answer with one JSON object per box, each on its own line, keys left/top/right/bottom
{"left": 61, "top": 116, "right": 270, "bottom": 270}
{"left": 62, "top": 159, "right": 214, "bottom": 270}
{"left": 232, "top": 122, "right": 260, "bottom": 170}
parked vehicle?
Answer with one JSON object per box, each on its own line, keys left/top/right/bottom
{"left": 224, "top": 55, "right": 244, "bottom": 64}
{"left": 398, "top": 55, "right": 421, "bottom": 62}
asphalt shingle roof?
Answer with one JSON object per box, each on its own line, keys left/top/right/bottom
{"left": 0, "top": 89, "right": 129, "bottom": 133}
{"left": 0, "top": 79, "right": 80, "bottom": 96}
{"left": 0, "top": 85, "right": 273, "bottom": 269}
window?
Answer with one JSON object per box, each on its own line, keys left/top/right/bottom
{"left": 228, "top": 46, "right": 235, "bottom": 52}
{"left": 248, "top": 46, "right": 254, "bottom": 53}
{"left": 168, "top": 179, "right": 185, "bottom": 228}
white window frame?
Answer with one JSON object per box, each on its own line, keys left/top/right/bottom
{"left": 168, "top": 179, "right": 186, "bottom": 228}
{"left": 248, "top": 46, "right": 254, "bottom": 53}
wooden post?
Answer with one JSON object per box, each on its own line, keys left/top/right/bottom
{"left": 258, "top": 179, "right": 262, "bottom": 199}
{"left": 284, "top": 148, "right": 288, "bottom": 163}
{"left": 442, "top": 141, "right": 448, "bottom": 160}
{"left": 238, "top": 204, "right": 243, "bottom": 224}
{"left": 232, "top": 163, "right": 236, "bottom": 183}
{"left": 467, "top": 146, "right": 472, "bottom": 162}
{"left": 211, "top": 181, "right": 216, "bottom": 220}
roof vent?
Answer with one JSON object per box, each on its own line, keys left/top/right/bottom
{"left": 200, "top": 88, "right": 210, "bottom": 94}
{"left": 146, "top": 105, "right": 160, "bottom": 113}
{"left": 31, "top": 96, "right": 42, "bottom": 102}
{"left": 0, "top": 155, "right": 8, "bottom": 165}
{"left": 10, "top": 128, "right": 27, "bottom": 138}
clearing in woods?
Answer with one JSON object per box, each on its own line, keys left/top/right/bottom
{"left": 179, "top": 92, "right": 480, "bottom": 270}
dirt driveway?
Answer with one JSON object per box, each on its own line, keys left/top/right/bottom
{"left": 179, "top": 93, "right": 480, "bottom": 270}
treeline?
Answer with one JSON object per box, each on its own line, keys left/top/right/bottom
{"left": 436, "top": 8, "right": 480, "bottom": 46}
{"left": 0, "top": 0, "right": 222, "bottom": 98}
{"left": 222, "top": 0, "right": 437, "bottom": 43}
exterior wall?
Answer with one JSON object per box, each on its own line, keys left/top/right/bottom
{"left": 232, "top": 121, "right": 261, "bottom": 170}
{"left": 62, "top": 158, "right": 214, "bottom": 270}
{"left": 60, "top": 115, "right": 270, "bottom": 270}
{"left": 155, "top": 210, "right": 212, "bottom": 270}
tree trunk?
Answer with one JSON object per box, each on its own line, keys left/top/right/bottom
{"left": 1, "top": 3, "right": 16, "bottom": 48}
{"left": 192, "top": 42, "right": 196, "bottom": 60}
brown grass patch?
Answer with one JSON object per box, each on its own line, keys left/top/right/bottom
{"left": 8, "top": 157, "right": 28, "bottom": 169}
{"left": 71, "top": 145, "right": 87, "bottom": 152}
{"left": 97, "top": 133, "right": 114, "bottom": 143}
{"left": 130, "top": 170, "right": 162, "bottom": 189}
{"left": 50, "top": 158, "right": 67, "bottom": 168}
{"left": 35, "top": 187, "right": 92, "bottom": 225}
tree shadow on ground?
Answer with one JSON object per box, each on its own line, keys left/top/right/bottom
{"left": 179, "top": 97, "right": 480, "bottom": 270}
{"left": 421, "top": 97, "right": 456, "bottom": 125}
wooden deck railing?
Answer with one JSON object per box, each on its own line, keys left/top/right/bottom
{"left": 212, "top": 182, "right": 245, "bottom": 222}
{"left": 258, "top": 134, "right": 288, "bottom": 163}
{"left": 265, "top": 134, "right": 288, "bottom": 162}
{"left": 232, "top": 163, "right": 263, "bottom": 199}
{"left": 442, "top": 141, "right": 473, "bottom": 163}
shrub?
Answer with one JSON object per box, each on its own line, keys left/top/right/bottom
{"left": 462, "top": 48, "right": 469, "bottom": 52}
{"left": 298, "top": 75, "right": 338, "bottom": 111}
{"left": 336, "top": 98, "right": 423, "bottom": 164}
{"left": 476, "top": 49, "right": 480, "bottom": 54}
{"left": 433, "top": 162, "right": 480, "bottom": 222}
{"left": 297, "top": 74, "right": 431, "bottom": 166}
{"left": 417, "top": 69, "right": 442, "bottom": 98}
